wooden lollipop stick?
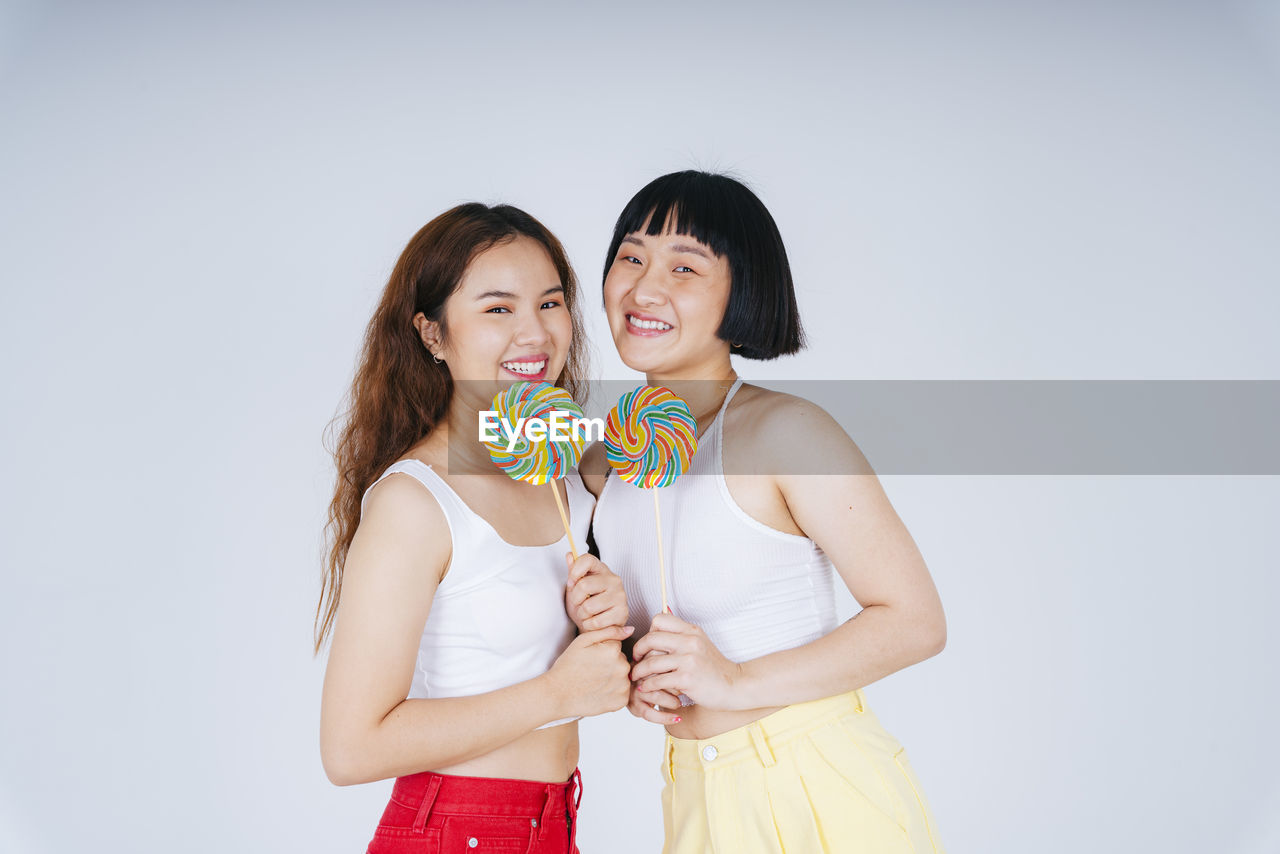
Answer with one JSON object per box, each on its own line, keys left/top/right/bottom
{"left": 654, "top": 488, "right": 668, "bottom": 614}
{"left": 549, "top": 479, "right": 578, "bottom": 559}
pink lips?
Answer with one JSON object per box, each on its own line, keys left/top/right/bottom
{"left": 501, "top": 353, "right": 550, "bottom": 382}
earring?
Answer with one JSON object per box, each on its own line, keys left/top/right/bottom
{"left": 731, "top": 342, "right": 743, "bottom": 349}
{"left": 432, "top": 353, "right": 443, "bottom": 364}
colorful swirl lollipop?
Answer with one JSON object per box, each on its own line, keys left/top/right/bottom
{"left": 482, "top": 381, "right": 586, "bottom": 555}
{"left": 483, "top": 381, "right": 586, "bottom": 486}
{"left": 603, "top": 386, "right": 698, "bottom": 489}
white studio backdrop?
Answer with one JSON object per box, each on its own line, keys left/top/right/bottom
{"left": 1, "top": 1, "right": 1278, "bottom": 852}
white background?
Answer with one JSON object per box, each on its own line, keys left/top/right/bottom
{"left": 2, "top": 1, "right": 1278, "bottom": 852}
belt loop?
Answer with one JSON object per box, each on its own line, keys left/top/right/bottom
{"left": 852, "top": 688, "right": 864, "bottom": 714}
{"left": 536, "top": 783, "right": 557, "bottom": 842}
{"left": 748, "top": 722, "right": 776, "bottom": 768}
{"left": 666, "top": 737, "right": 676, "bottom": 782}
{"left": 567, "top": 768, "right": 583, "bottom": 852}
{"left": 412, "top": 774, "right": 443, "bottom": 833}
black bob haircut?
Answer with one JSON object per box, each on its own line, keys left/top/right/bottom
{"left": 603, "top": 171, "right": 805, "bottom": 360}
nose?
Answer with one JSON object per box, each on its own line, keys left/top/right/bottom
{"left": 513, "top": 309, "right": 552, "bottom": 348}
{"left": 632, "top": 266, "right": 668, "bottom": 308}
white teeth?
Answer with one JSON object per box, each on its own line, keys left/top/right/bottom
{"left": 503, "top": 360, "right": 546, "bottom": 375}
{"left": 628, "top": 315, "right": 672, "bottom": 331}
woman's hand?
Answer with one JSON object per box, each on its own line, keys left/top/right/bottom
{"left": 630, "top": 613, "right": 746, "bottom": 712}
{"left": 565, "top": 553, "right": 629, "bottom": 631}
{"left": 544, "top": 625, "right": 634, "bottom": 718}
{"left": 626, "top": 671, "right": 684, "bottom": 725}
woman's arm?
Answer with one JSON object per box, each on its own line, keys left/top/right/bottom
{"left": 631, "top": 397, "right": 946, "bottom": 712}
{"left": 319, "top": 474, "right": 632, "bottom": 786}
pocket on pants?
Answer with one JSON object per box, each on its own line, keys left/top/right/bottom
{"left": 367, "top": 824, "right": 440, "bottom": 853}
{"left": 805, "top": 720, "right": 906, "bottom": 831}
{"left": 442, "top": 816, "right": 533, "bottom": 852}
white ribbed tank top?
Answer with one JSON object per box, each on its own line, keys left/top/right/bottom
{"left": 361, "top": 459, "right": 593, "bottom": 726}
{"left": 593, "top": 379, "right": 838, "bottom": 663}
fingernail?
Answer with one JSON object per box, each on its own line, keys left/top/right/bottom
{"left": 664, "top": 606, "right": 673, "bottom": 614}
{"left": 673, "top": 717, "right": 682, "bottom": 723}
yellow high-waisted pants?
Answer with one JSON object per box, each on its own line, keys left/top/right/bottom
{"left": 661, "top": 690, "right": 944, "bottom": 853}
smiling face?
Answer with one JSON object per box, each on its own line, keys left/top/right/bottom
{"left": 419, "top": 236, "right": 572, "bottom": 394}
{"left": 603, "top": 229, "right": 732, "bottom": 378}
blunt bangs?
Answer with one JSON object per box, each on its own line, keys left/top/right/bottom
{"left": 604, "top": 171, "right": 805, "bottom": 360}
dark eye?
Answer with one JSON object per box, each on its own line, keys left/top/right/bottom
{"left": 674, "top": 266, "right": 694, "bottom": 273}
{"left": 621, "top": 255, "right": 642, "bottom": 265}
{"left": 541, "top": 299, "right": 562, "bottom": 309}
{"left": 485, "top": 306, "right": 510, "bottom": 314}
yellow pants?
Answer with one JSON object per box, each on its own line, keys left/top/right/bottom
{"left": 661, "top": 690, "right": 944, "bottom": 853}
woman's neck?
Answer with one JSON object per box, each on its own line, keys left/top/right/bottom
{"left": 646, "top": 357, "right": 738, "bottom": 434}
{"left": 440, "top": 396, "right": 504, "bottom": 475}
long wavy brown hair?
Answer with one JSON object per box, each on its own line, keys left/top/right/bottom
{"left": 314, "top": 203, "right": 589, "bottom": 653}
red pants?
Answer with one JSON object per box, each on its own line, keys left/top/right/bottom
{"left": 365, "top": 768, "right": 582, "bottom": 854}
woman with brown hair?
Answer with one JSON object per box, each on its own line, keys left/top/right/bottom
{"left": 316, "top": 203, "right": 631, "bottom": 854}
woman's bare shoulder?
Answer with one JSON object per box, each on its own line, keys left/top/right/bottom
{"left": 357, "top": 469, "right": 451, "bottom": 561}
{"left": 726, "top": 385, "right": 872, "bottom": 477}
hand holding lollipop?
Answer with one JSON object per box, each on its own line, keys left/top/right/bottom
{"left": 482, "top": 381, "right": 586, "bottom": 556}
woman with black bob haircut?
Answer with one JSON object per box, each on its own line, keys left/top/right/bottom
{"left": 583, "top": 171, "right": 948, "bottom": 853}
{"left": 600, "top": 169, "right": 804, "bottom": 361}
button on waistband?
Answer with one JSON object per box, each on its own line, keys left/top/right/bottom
{"left": 701, "top": 744, "right": 718, "bottom": 762}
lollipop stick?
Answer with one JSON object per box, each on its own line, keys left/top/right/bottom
{"left": 549, "top": 479, "right": 578, "bottom": 559}
{"left": 654, "top": 488, "right": 668, "bottom": 614}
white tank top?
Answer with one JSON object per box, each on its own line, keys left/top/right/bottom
{"left": 593, "top": 379, "right": 838, "bottom": 663}
{"left": 361, "top": 459, "right": 593, "bottom": 726}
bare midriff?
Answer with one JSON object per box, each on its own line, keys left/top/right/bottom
{"left": 431, "top": 723, "right": 580, "bottom": 783}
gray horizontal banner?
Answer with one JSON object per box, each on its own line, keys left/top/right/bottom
{"left": 450, "top": 380, "right": 1280, "bottom": 475}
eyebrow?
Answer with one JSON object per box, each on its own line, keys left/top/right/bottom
{"left": 669, "top": 243, "right": 712, "bottom": 260}
{"left": 474, "top": 286, "right": 564, "bottom": 301}
{"left": 621, "top": 234, "right": 713, "bottom": 260}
